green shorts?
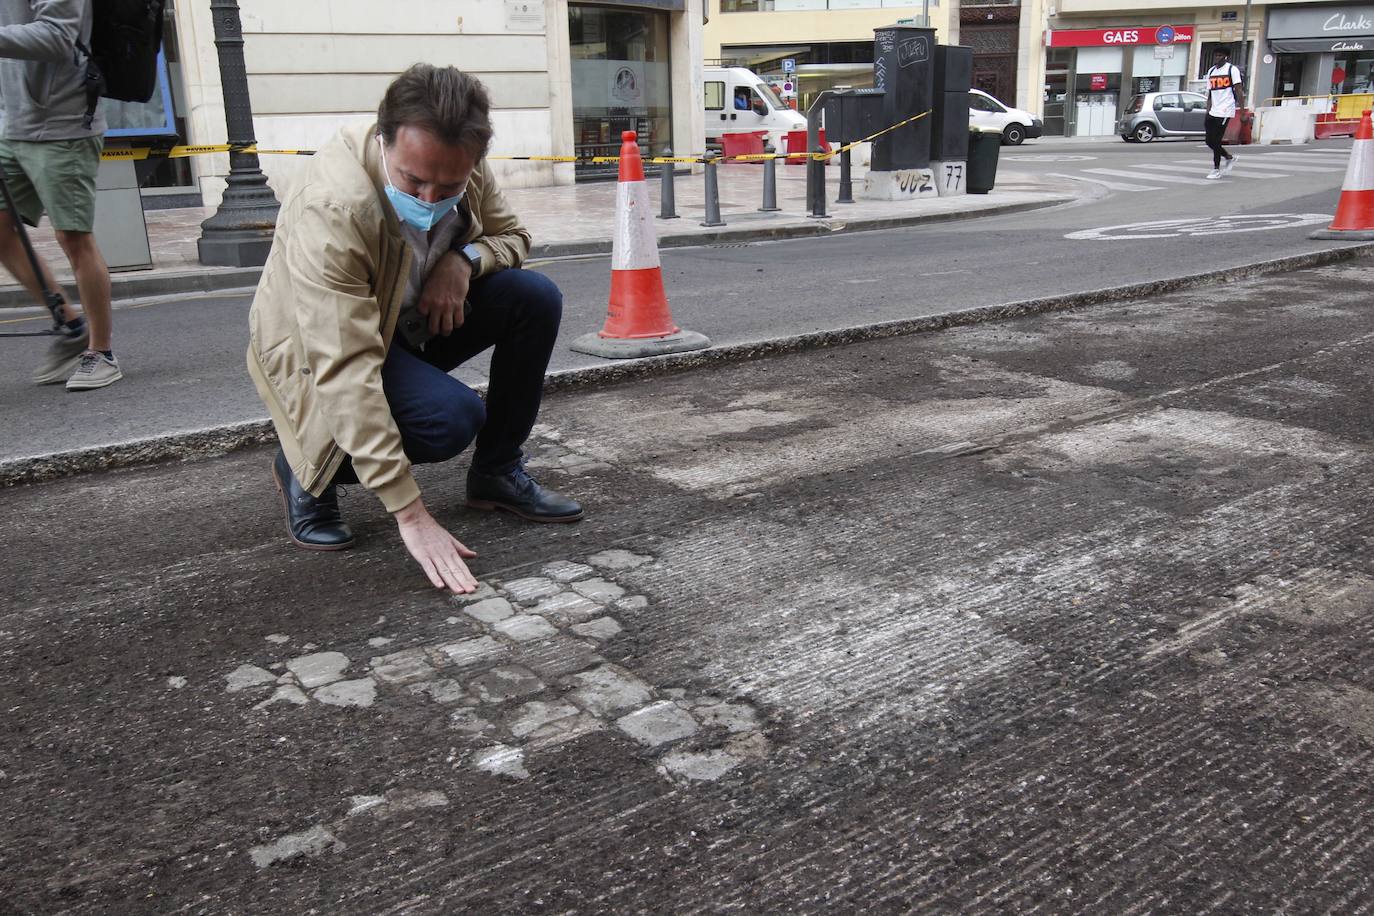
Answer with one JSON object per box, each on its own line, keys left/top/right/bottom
{"left": 0, "top": 136, "right": 102, "bottom": 232}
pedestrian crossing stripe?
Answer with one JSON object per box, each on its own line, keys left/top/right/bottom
{"left": 1085, "top": 167, "right": 1214, "bottom": 185}
{"left": 1138, "top": 162, "right": 1281, "bottom": 179}
{"left": 1045, "top": 172, "right": 1163, "bottom": 192}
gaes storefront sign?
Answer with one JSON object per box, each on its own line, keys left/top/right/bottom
{"left": 1045, "top": 26, "right": 1195, "bottom": 47}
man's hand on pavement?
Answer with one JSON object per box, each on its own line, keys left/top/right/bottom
{"left": 394, "top": 497, "right": 479, "bottom": 593}
{"left": 418, "top": 250, "right": 472, "bottom": 337}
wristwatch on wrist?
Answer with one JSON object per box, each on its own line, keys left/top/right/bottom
{"left": 459, "top": 242, "right": 482, "bottom": 276}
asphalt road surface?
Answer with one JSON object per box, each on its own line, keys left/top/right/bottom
{"left": 4, "top": 257, "right": 1374, "bottom": 912}
{"left": 0, "top": 138, "right": 1361, "bottom": 462}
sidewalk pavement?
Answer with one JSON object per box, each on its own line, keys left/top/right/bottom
{"left": 0, "top": 161, "right": 1071, "bottom": 306}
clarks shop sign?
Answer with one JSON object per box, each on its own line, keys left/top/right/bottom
{"left": 1268, "top": 5, "right": 1374, "bottom": 40}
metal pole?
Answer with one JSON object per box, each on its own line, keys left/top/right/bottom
{"left": 837, "top": 147, "right": 854, "bottom": 204}
{"left": 701, "top": 154, "right": 725, "bottom": 227}
{"left": 758, "top": 143, "right": 780, "bottom": 212}
{"left": 198, "top": 0, "right": 280, "bottom": 267}
{"left": 1239, "top": 0, "right": 1255, "bottom": 109}
{"left": 658, "top": 147, "right": 678, "bottom": 220}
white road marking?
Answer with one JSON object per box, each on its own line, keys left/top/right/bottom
{"left": 1066, "top": 213, "right": 1332, "bottom": 241}
{"left": 1221, "top": 159, "right": 1343, "bottom": 173}
{"left": 1083, "top": 167, "right": 1215, "bottom": 186}
{"left": 1136, "top": 163, "right": 1283, "bottom": 180}
{"left": 1045, "top": 172, "right": 1163, "bottom": 192}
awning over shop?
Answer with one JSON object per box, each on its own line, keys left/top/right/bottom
{"left": 1269, "top": 36, "right": 1374, "bottom": 53}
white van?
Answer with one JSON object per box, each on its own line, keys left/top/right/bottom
{"left": 704, "top": 67, "right": 808, "bottom": 153}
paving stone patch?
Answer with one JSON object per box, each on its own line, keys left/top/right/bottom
{"left": 369, "top": 648, "right": 437, "bottom": 685}
{"left": 526, "top": 713, "right": 604, "bottom": 750}
{"left": 572, "top": 578, "right": 626, "bottom": 603}
{"left": 463, "top": 597, "right": 516, "bottom": 624}
{"left": 254, "top": 685, "right": 309, "bottom": 710}
{"left": 512, "top": 636, "right": 604, "bottom": 679}
{"left": 469, "top": 666, "right": 545, "bottom": 704}
{"left": 313, "top": 678, "right": 377, "bottom": 709}
{"left": 530, "top": 591, "right": 604, "bottom": 625}
{"left": 613, "top": 595, "right": 650, "bottom": 613}
{"left": 407, "top": 679, "right": 467, "bottom": 704}
{"left": 541, "top": 560, "right": 595, "bottom": 583}
{"left": 248, "top": 825, "right": 344, "bottom": 868}
{"left": 508, "top": 699, "right": 581, "bottom": 739}
{"left": 503, "top": 577, "right": 563, "bottom": 604}
{"left": 264, "top": 634, "right": 290, "bottom": 645}
{"left": 225, "top": 664, "right": 275, "bottom": 693}
{"left": 472, "top": 744, "right": 529, "bottom": 780}
{"left": 345, "top": 789, "right": 449, "bottom": 819}
{"left": 571, "top": 617, "right": 623, "bottom": 640}
{"left": 437, "top": 636, "right": 508, "bottom": 669}
{"left": 657, "top": 749, "right": 743, "bottom": 783}
{"left": 285, "top": 651, "right": 350, "bottom": 689}
{"left": 568, "top": 665, "right": 654, "bottom": 717}
{"left": 615, "top": 701, "right": 700, "bottom": 747}
{"left": 450, "top": 709, "right": 495, "bottom": 736}
{"left": 493, "top": 614, "right": 559, "bottom": 642}
{"left": 451, "top": 583, "right": 496, "bottom": 603}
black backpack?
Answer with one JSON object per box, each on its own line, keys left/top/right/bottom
{"left": 78, "top": 0, "right": 168, "bottom": 129}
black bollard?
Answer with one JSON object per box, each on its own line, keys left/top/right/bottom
{"left": 701, "top": 154, "right": 725, "bottom": 228}
{"left": 808, "top": 145, "right": 828, "bottom": 219}
{"left": 759, "top": 142, "right": 780, "bottom": 213}
{"left": 658, "top": 146, "right": 678, "bottom": 220}
{"left": 837, "top": 147, "right": 854, "bottom": 205}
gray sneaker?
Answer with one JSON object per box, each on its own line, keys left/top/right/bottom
{"left": 31, "top": 325, "right": 89, "bottom": 385}
{"left": 65, "top": 350, "right": 123, "bottom": 391}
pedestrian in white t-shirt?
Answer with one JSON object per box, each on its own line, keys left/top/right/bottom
{"left": 1204, "top": 47, "right": 1244, "bottom": 179}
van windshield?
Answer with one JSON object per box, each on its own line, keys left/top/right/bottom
{"left": 755, "top": 82, "right": 785, "bottom": 111}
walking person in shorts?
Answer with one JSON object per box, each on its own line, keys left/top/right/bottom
{"left": 1205, "top": 46, "right": 1244, "bottom": 180}
{"left": 0, "top": 0, "right": 120, "bottom": 390}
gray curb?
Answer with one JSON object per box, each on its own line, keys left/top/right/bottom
{"left": 0, "top": 197, "right": 1070, "bottom": 308}
{"left": 4, "top": 240, "right": 1370, "bottom": 489}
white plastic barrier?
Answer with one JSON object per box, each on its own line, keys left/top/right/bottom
{"left": 1255, "top": 106, "right": 1317, "bottom": 145}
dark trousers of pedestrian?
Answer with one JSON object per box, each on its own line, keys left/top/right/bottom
{"left": 1205, "top": 115, "right": 1231, "bottom": 169}
{"left": 333, "top": 268, "right": 562, "bottom": 486}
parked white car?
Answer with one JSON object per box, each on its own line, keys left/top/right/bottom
{"left": 968, "top": 88, "right": 1043, "bottom": 145}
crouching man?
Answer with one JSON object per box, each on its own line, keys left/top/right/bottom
{"left": 247, "top": 64, "right": 581, "bottom": 593}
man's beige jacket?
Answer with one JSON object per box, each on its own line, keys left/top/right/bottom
{"left": 247, "top": 123, "right": 531, "bottom": 512}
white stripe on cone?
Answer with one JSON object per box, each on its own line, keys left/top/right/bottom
{"left": 612, "top": 180, "right": 661, "bottom": 272}
{"left": 1342, "top": 138, "right": 1374, "bottom": 192}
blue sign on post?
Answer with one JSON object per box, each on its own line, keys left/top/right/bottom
{"left": 1155, "top": 25, "right": 1176, "bottom": 45}
{"left": 782, "top": 58, "right": 795, "bottom": 73}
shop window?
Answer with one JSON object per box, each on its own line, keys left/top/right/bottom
{"left": 569, "top": 4, "right": 673, "bottom": 179}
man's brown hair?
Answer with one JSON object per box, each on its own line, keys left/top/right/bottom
{"left": 377, "top": 64, "right": 493, "bottom": 157}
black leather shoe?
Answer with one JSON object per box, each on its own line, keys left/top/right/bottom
{"left": 271, "top": 449, "right": 355, "bottom": 551}
{"left": 466, "top": 464, "right": 583, "bottom": 523}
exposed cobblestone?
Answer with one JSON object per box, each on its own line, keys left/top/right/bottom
{"left": 493, "top": 614, "right": 559, "bottom": 642}
{"left": 224, "top": 664, "right": 275, "bottom": 693}
{"left": 472, "top": 744, "right": 529, "bottom": 780}
{"left": 571, "top": 617, "right": 622, "bottom": 640}
{"left": 541, "top": 561, "right": 595, "bottom": 583}
{"left": 313, "top": 678, "right": 377, "bottom": 708}
{"left": 507, "top": 699, "right": 581, "bottom": 739}
{"left": 657, "top": 749, "right": 742, "bottom": 783}
{"left": 253, "top": 685, "right": 309, "bottom": 710}
{"left": 587, "top": 549, "right": 653, "bottom": 570}
{"left": 463, "top": 597, "right": 516, "bottom": 624}
{"left": 369, "top": 648, "right": 436, "bottom": 685}
{"left": 512, "top": 636, "right": 604, "bottom": 679}
{"left": 615, "top": 701, "right": 699, "bottom": 747}
{"left": 530, "top": 591, "right": 604, "bottom": 626}
{"left": 285, "top": 652, "right": 350, "bottom": 689}
{"left": 503, "top": 577, "right": 562, "bottom": 605}
{"left": 571, "top": 578, "right": 626, "bottom": 603}
{"left": 436, "top": 636, "right": 508, "bottom": 669}
{"left": 568, "top": 665, "right": 653, "bottom": 717}
{"left": 407, "top": 679, "right": 467, "bottom": 704}
{"left": 470, "top": 666, "right": 545, "bottom": 704}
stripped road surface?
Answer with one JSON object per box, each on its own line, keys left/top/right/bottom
{"left": 4, "top": 259, "right": 1374, "bottom": 912}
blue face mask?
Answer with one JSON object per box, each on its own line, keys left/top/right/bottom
{"left": 378, "top": 137, "right": 466, "bottom": 231}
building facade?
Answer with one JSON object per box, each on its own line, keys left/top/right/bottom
{"left": 115, "top": 0, "right": 706, "bottom": 206}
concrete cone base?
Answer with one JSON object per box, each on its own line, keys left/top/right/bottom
{"left": 569, "top": 329, "right": 711, "bottom": 359}
{"left": 1310, "top": 228, "right": 1374, "bottom": 240}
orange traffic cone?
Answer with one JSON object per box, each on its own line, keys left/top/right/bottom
{"left": 570, "top": 131, "right": 709, "bottom": 359}
{"left": 1311, "top": 110, "right": 1374, "bottom": 240}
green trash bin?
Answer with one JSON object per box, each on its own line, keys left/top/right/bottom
{"left": 967, "top": 127, "right": 1001, "bottom": 195}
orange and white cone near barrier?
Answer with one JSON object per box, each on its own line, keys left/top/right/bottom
{"left": 1311, "top": 110, "right": 1374, "bottom": 240}
{"left": 570, "top": 131, "right": 710, "bottom": 359}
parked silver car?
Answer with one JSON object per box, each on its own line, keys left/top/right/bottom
{"left": 1119, "top": 91, "right": 1208, "bottom": 142}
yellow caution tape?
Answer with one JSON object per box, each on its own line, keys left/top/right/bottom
{"left": 99, "top": 110, "right": 932, "bottom": 166}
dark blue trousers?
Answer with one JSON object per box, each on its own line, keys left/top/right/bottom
{"left": 334, "top": 268, "right": 562, "bottom": 485}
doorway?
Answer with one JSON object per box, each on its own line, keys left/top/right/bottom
{"left": 1276, "top": 53, "right": 1305, "bottom": 98}
{"left": 1043, "top": 69, "right": 1070, "bottom": 136}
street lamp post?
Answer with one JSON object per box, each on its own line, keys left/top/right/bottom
{"left": 197, "top": 0, "right": 279, "bottom": 267}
